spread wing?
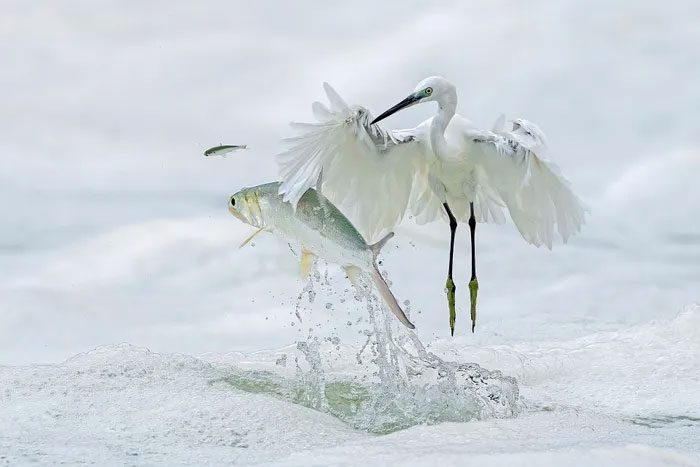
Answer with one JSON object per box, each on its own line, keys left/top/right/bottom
{"left": 460, "top": 117, "right": 587, "bottom": 248}
{"left": 277, "top": 83, "right": 430, "bottom": 242}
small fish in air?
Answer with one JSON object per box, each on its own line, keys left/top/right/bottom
{"left": 204, "top": 144, "right": 248, "bottom": 157}
{"left": 228, "top": 182, "right": 415, "bottom": 329}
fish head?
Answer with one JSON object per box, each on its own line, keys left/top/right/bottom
{"left": 228, "top": 187, "right": 264, "bottom": 228}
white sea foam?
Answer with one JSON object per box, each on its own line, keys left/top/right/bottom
{"left": 2, "top": 306, "right": 698, "bottom": 465}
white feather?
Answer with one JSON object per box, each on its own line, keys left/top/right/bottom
{"left": 277, "top": 84, "right": 429, "bottom": 242}
{"left": 455, "top": 116, "right": 587, "bottom": 248}
{"left": 278, "top": 80, "right": 586, "bottom": 249}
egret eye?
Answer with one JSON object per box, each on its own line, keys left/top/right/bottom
{"left": 230, "top": 197, "right": 236, "bottom": 207}
{"left": 425, "top": 87, "right": 433, "bottom": 95}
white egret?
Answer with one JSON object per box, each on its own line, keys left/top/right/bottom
{"left": 277, "top": 77, "right": 586, "bottom": 334}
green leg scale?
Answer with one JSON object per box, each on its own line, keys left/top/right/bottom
{"left": 469, "top": 277, "right": 478, "bottom": 333}
{"left": 446, "top": 276, "right": 456, "bottom": 336}
{"left": 443, "top": 203, "right": 458, "bottom": 336}
{"left": 468, "top": 202, "right": 478, "bottom": 333}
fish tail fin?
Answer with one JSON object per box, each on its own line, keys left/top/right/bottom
{"left": 369, "top": 232, "right": 394, "bottom": 258}
{"left": 369, "top": 265, "right": 415, "bottom": 329}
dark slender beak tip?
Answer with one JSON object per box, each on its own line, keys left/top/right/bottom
{"left": 370, "top": 94, "right": 419, "bottom": 126}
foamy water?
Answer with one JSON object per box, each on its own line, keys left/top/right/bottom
{"left": 2, "top": 219, "right": 699, "bottom": 465}
{"left": 2, "top": 294, "right": 698, "bottom": 465}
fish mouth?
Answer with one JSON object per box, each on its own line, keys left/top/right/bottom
{"left": 228, "top": 206, "right": 250, "bottom": 225}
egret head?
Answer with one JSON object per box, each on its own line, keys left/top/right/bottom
{"left": 371, "top": 76, "right": 457, "bottom": 124}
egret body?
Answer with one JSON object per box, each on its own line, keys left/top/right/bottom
{"left": 278, "top": 77, "right": 587, "bottom": 334}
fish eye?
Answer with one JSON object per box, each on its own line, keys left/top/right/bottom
{"left": 425, "top": 87, "right": 433, "bottom": 95}
{"left": 230, "top": 197, "right": 236, "bottom": 207}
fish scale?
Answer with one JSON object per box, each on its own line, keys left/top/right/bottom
{"left": 228, "top": 182, "right": 415, "bottom": 329}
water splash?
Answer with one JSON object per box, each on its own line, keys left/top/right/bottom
{"left": 222, "top": 265, "right": 519, "bottom": 434}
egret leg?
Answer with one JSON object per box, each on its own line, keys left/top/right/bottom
{"left": 443, "top": 203, "right": 458, "bottom": 336}
{"left": 468, "top": 202, "right": 479, "bottom": 333}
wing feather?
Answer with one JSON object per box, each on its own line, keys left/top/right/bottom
{"left": 462, "top": 118, "right": 587, "bottom": 248}
{"left": 277, "top": 83, "right": 430, "bottom": 242}
{"left": 311, "top": 101, "right": 333, "bottom": 121}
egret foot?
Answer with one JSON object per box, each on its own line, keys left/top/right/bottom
{"left": 445, "top": 276, "right": 456, "bottom": 336}
{"left": 468, "top": 277, "right": 479, "bottom": 333}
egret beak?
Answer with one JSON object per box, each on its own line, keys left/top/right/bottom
{"left": 371, "top": 93, "right": 421, "bottom": 125}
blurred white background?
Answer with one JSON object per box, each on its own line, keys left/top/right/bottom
{"left": 1, "top": 0, "right": 699, "bottom": 364}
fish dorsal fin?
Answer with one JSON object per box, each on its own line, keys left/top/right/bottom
{"left": 369, "top": 232, "right": 394, "bottom": 257}
{"left": 343, "top": 265, "right": 362, "bottom": 288}
{"left": 300, "top": 249, "right": 317, "bottom": 278}
{"left": 239, "top": 227, "right": 264, "bottom": 248}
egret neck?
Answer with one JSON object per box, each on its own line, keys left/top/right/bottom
{"left": 429, "top": 95, "right": 457, "bottom": 162}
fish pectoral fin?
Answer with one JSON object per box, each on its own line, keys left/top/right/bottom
{"left": 343, "top": 265, "right": 362, "bottom": 288}
{"left": 239, "top": 227, "right": 264, "bottom": 248}
{"left": 300, "top": 249, "right": 317, "bottom": 278}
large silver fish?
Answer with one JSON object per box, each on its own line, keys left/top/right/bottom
{"left": 228, "top": 182, "right": 415, "bottom": 329}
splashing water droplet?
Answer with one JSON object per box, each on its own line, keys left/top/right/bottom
{"left": 225, "top": 264, "right": 519, "bottom": 433}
